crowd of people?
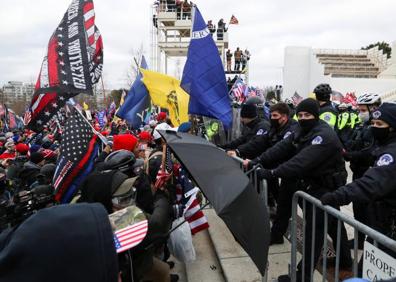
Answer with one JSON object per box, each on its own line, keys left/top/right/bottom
{"left": 1, "top": 82, "right": 396, "bottom": 281}
{"left": 222, "top": 84, "right": 396, "bottom": 281}
{"left": 226, "top": 48, "right": 250, "bottom": 72}
{"left": 0, "top": 109, "right": 198, "bottom": 282}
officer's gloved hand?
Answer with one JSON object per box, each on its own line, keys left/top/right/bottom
{"left": 320, "top": 193, "right": 338, "bottom": 206}
{"left": 256, "top": 168, "right": 274, "bottom": 180}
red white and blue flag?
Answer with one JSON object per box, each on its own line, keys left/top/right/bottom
{"left": 176, "top": 167, "right": 209, "bottom": 235}
{"left": 114, "top": 220, "right": 149, "bottom": 253}
{"left": 27, "top": 0, "right": 103, "bottom": 131}
{"left": 230, "top": 77, "right": 247, "bottom": 103}
{"left": 53, "top": 110, "right": 99, "bottom": 203}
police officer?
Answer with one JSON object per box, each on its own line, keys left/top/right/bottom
{"left": 337, "top": 103, "right": 356, "bottom": 146}
{"left": 313, "top": 83, "right": 338, "bottom": 129}
{"left": 221, "top": 103, "right": 269, "bottom": 152}
{"left": 342, "top": 93, "right": 381, "bottom": 248}
{"left": 228, "top": 102, "right": 298, "bottom": 159}
{"left": 245, "top": 98, "right": 352, "bottom": 281}
{"left": 321, "top": 102, "right": 396, "bottom": 257}
{"left": 228, "top": 103, "right": 298, "bottom": 218}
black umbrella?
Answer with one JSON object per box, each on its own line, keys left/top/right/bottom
{"left": 158, "top": 130, "right": 270, "bottom": 276}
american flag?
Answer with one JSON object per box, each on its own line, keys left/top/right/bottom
{"left": 176, "top": 167, "right": 209, "bottom": 235}
{"left": 23, "top": 110, "right": 32, "bottom": 126}
{"left": 231, "top": 77, "right": 247, "bottom": 103}
{"left": 154, "top": 146, "right": 173, "bottom": 190}
{"left": 53, "top": 110, "right": 99, "bottom": 203}
{"left": 114, "top": 220, "right": 148, "bottom": 253}
{"left": 291, "top": 92, "right": 303, "bottom": 106}
{"left": 229, "top": 15, "right": 239, "bottom": 25}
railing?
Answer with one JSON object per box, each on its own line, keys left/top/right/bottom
{"left": 290, "top": 191, "right": 396, "bottom": 282}
{"left": 156, "top": 2, "right": 192, "bottom": 20}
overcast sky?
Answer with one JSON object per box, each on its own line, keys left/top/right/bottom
{"left": 0, "top": 0, "right": 395, "bottom": 90}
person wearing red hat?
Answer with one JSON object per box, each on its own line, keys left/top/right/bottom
{"left": 156, "top": 112, "right": 167, "bottom": 122}
{"left": 15, "top": 143, "right": 29, "bottom": 156}
{"left": 112, "top": 134, "right": 138, "bottom": 152}
{"left": 137, "top": 131, "right": 153, "bottom": 159}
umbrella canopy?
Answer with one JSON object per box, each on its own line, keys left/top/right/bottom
{"left": 158, "top": 130, "right": 270, "bottom": 276}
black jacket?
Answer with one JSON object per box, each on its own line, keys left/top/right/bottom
{"left": 223, "top": 118, "right": 269, "bottom": 151}
{"left": 344, "top": 121, "right": 376, "bottom": 176}
{"left": 255, "top": 120, "right": 346, "bottom": 190}
{"left": 0, "top": 203, "right": 118, "bottom": 282}
{"left": 332, "top": 134, "right": 396, "bottom": 207}
{"left": 237, "top": 119, "right": 299, "bottom": 160}
{"left": 331, "top": 134, "right": 396, "bottom": 236}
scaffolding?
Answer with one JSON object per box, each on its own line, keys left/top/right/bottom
{"left": 150, "top": 2, "right": 230, "bottom": 75}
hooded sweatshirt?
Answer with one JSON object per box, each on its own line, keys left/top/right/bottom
{"left": 0, "top": 203, "right": 118, "bottom": 282}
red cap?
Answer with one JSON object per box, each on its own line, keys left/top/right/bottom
{"left": 138, "top": 131, "right": 152, "bottom": 142}
{"left": 15, "top": 143, "right": 29, "bottom": 155}
{"left": 113, "top": 134, "right": 138, "bottom": 152}
{"left": 101, "top": 131, "right": 109, "bottom": 136}
{"left": 157, "top": 112, "right": 167, "bottom": 121}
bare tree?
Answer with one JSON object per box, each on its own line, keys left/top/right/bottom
{"left": 125, "top": 43, "right": 145, "bottom": 88}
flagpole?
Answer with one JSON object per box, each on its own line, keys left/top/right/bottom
{"left": 100, "top": 76, "right": 106, "bottom": 105}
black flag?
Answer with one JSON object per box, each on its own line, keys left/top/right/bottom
{"left": 28, "top": 0, "right": 103, "bottom": 131}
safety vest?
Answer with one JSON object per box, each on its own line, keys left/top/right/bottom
{"left": 337, "top": 112, "right": 350, "bottom": 130}
{"left": 348, "top": 112, "right": 359, "bottom": 129}
{"left": 320, "top": 111, "right": 337, "bottom": 129}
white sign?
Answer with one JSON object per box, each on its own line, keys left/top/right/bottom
{"left": 85, "top": 110, "right": 92, "bottom": 121}
{"left": 363, "top": 241, "right": 396, "bottom": 281}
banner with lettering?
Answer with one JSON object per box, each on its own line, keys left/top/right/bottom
{"left": 27, "top": 0, "right": 103, "bottom": 131}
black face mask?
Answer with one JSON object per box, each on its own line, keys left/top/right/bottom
{"left": 371, "top": 127, "right": 390, "bottom": 143}
{"left": 270, "top": 118, "right": 280, "bottom": 129}
{"left": 298, "top": 119, "right": 317, "bottom": 132}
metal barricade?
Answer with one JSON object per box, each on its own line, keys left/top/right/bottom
{"left": 290, "top": 191, "right": 396, "bottom": 282}
{"left": 232, "top": 155, "right": 268, "bottom": 208}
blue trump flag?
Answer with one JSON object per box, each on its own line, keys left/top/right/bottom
{"left": 117, "top": 56, "right": 151, "bottom": 129}
{"left": 181, "top": 7, "right": 232, "bottom": 129}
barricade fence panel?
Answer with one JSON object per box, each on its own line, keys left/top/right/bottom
{"left": 290, "top": 191, "right": 396, "bottom": 282}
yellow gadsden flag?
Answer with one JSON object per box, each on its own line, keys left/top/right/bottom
{"left": 140, "top": 69, "right": 189, "bottom": 127}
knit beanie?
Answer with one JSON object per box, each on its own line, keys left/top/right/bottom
{"left": 296, "top": 98, "right": 320, "bottom": 120}
{"left": 372, "top": 103, "right": 396, "bottom": 129}
{"left": 112, "top": 134, "right": 138, "bottom": 152}
{"left": 240, "top": 103, "right": 258, "bottom": 118}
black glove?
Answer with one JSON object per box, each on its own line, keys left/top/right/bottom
{"left": 320, "top": 193, "right": 339, "bottom": 206}
{"left": 256, "top": 168, "right": 274, "bottom": 180}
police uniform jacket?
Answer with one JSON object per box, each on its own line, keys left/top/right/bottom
{"left": 332, "top": 133, "right": 396, "bottom": 207}
{"left": 319, "top": 101, "right": 338, "bottom": 129}
{"left": 222, "top": 117, "right": 269, "bottom": 150}
{"left": 236, "top": 119, "right": 299, "bottom": 160}
{"left": 330, "top": 133, "right": 396, "bottom": 237}
{"left": 254, "top": 120, "right": 346, "bottom": 190}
